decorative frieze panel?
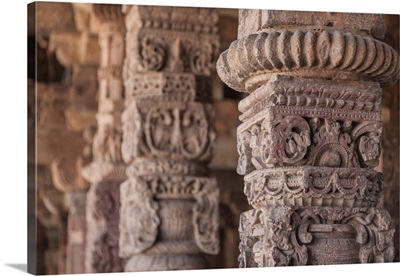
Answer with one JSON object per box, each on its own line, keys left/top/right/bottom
{"left": 123, "top": 29, "right": 219, "bottom": 76}
{"left": 124, "top": 73, "right": 213, "bottom": 104}
{"left": 236, "top": 75, "right": 383, "bottom": 175}
{"left": 123, "top": 6, "right": 219, "bottom": 77}
{"left": 122, "top": 100, "right": 216, "bottom": 163}
{"left": 244, "top": 167, "right": 383, "bottom": 208}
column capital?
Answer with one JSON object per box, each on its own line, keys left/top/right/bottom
{"left": 217, "top": 29, "right": 400, "bottom": 93}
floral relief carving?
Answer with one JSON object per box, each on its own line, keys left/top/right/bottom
{"left": 145, "top": 105, "right": 208, "bottom": 159}
{"left": 119, "top": 175, "right": 219, "bottom": 258}
{"left": 244, "top": 167, "right": 383, "bottom": 208}
{"left": 187, "top": 42, "right": 217, "bottom": 76}
{"left": 139, "top": 35, "right": 167, "bottom": 72}
{"left": 239, "top": 206, "right": 395, "bottom": 267}
{"left": 122, "top": 101, "right": 216, "bottom": 162}
{"left": 308, "top": 118, "right": 358, "bottom": 168}
{"left": 268, "top": 116, "right": 311, "bottom": 165}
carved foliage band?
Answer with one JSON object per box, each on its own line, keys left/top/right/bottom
{"left": 244, "top": 167, "right": 383, "bottom": 208}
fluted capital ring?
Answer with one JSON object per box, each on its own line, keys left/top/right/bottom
{"left": 217, "top": 30, "right": 400, "bottom": 93}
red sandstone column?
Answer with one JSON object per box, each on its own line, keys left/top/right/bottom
{"left": 217, "top": 10, "right": 399, "bottom": 266}
{"left": 119, "top": 5, "right": 220, "bottom": 271}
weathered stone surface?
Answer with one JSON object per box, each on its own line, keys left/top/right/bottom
{"left": 81, "top": 4, "right": 126, "bottom": 273}
{"left": 217, "top": 29, "right": 399, "bottom": 92}
{"left": 239, "top": 206, "right": 395, "bottom": 267}
{"left": 244, "top": 166, "right": 383, "bottom": 208}
{"left": 237, "top": 75, "right": 382, "bottom": 174}
{"left": 85, "top": 180, "right": 124, "bottom": 273}
{"left": 238, "top": 10, "right": 385, "bottom": 40}
{"left": 217, "top": 9, "right": 398, "bottom": 268}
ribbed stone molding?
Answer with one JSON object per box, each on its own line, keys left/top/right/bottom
{"left": 217, "top": 10, "right": 398, "bottom": 267}
{"left": 217, "top": 30, "right": 400, "bottom": 93}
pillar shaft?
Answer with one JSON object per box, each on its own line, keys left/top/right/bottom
{"left": 217, "top": 10, "right": 399, "bottom": 267}
{"left": 120, "top": 6, "right": 220, "bottom": 271}
{"left": 81, "top": 4, "right": 126, "bottom": 273}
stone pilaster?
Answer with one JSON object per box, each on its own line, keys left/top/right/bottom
{"left": 217, "top": 10, "right": 399, "bottom": 266}
{"left": 81, "top": 4, "right": 126, "bottom": 273}
{"left": 120, "top": 6, "right": 220, "bottom": 271}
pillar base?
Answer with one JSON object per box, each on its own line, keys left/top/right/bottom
{"left": 124, "top": 254, "right": 208, "bottom": 271}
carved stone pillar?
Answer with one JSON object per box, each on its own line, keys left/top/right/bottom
{"left": 51, "top": 157, "right": 89, "bottom": 274}
{"left": 217, "top": 10, "right": 399, "bottom": 266}
{"left": 29, "top": 3, "right": 99, "bottom": 274}
{"left": 34, "top": 82, "right": 75, "bottom": 275}
{"left": 81, "top": 4, "right": 126, "bottom": 273}
{"left": 120, "top": 6, "right": 220, "bottom": 271}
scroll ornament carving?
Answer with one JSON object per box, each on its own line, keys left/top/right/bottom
{"left": 239, "top": 116, "right": 381, "bottom": 173}
{"left": 217, "top": 30, "right": 400, "bottom": 93}
{"left": 344, "top": 208, "right": 396, "bottom": 263}
{"left": 192, "top": 178, "right": 219, "bottom": 254}
{"left": 238, "top": 206, "right": 308, "bottom": 267}
{"left": 119, "top": 178, "right": 160, "bottom": 257}
{"left": 351, "top": 121, "right": 382, "bottom": 167}
{"left": 188, "top": 42, "right": 218, "bottom": 76}
{"left": 267, "top": 116, "right": 311, "bottom": 166}
{"left": 359, "top": 135, "right": 380, "bottom": 167}
{"left": 139, "top": 35, "right": 167, "bottom": 72}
